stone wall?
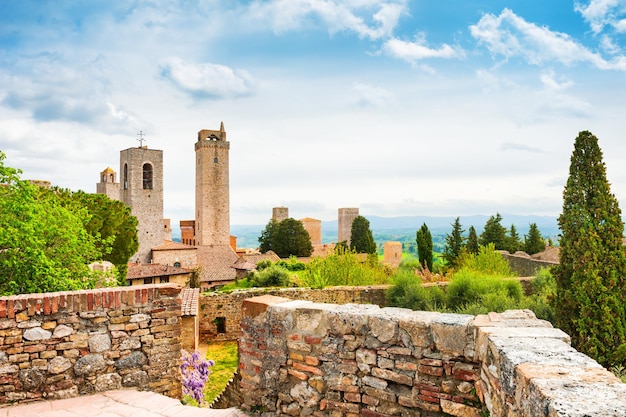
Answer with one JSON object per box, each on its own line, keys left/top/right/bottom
{"left": 239, "top": 296, "right": 626, "bottom": 417}
{"left": 199, "top": 286, "right": 388, "bottom": 343}
{"left": 0, "top": 284, "right": 182, "bottom": 406}
{"left": 500, "top": 252, "right": 558, "bottom": 276}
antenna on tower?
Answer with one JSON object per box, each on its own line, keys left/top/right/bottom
{"left": 137, "top": 131, "right": 147, "bottom": 147}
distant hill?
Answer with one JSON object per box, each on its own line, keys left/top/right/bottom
{"left": 229, "top": 214, "right": 561, "bottom": 249}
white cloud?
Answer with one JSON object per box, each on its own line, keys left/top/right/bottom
{"left": 382, "top": 34, "right": 464, "bottom": 63}
{"left": 352, "top": 82, "right": 394, "bottom": 107}
{"left": 247, "top": 0, "right": 407, "bottom": 39}
{"left": 159, "top": 58, "right": 256, "bottom": 99}
{"left": 539, "top": 70, "right": 573, "bottom": 91}
{"left": 470, "top": 8, "right": 626, "bottom": 70}
{"left": 500, "top": 142, "right": 544, "bottom": 153}
{"left": 575, "top": 0, "right": 626, "bottom": 33}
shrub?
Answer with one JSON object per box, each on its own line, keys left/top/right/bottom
{"left": 256, "top": 260, "right": 272, "bottom": 271}
{"left": 252, "top": 264, "right": 292, "bottom": 287}
{"left": 386, "top": 270, "right": 445, "bottom": 311}
{"left": 301, "top": 248, "right": 391, "bottom": 288}
{"left": 459, "top": 243, "right": 514, "bottom": 276}
{"left": 446, "top": 269, "right": 522, "bottom": 312}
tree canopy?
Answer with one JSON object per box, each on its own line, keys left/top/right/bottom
{"left": 416, "top": 223, "right": 433, "bottom": 271}
{"left": 0, "top": 152, "right": 138, "bottom": 294}
{"left": 350, "top": 215, "right": 377, "bottom": 255}
{"left": 553, "top": 130, "right": 626, "bottom": 367}
{"left": 258, "top": 218, "right": 313, "bottom": 258}
{"left": 466, "top": 226, "right": 479, "bottom": 255}
{"left": 479, "top": 213, "right": 507, "bottom": 250}
{"left": 524, "top": 223, "right": 545, "bottom": 255}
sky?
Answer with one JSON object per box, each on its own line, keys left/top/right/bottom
{"left": 1, "top": 0, "right": 626, "bottom": 227}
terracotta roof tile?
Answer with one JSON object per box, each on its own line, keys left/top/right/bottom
{"left": 181, "top": 288, "right": 199, "bottom": 316}
{"left": 196, "top": 245, "right": 239, "bottom": 283}
{"left": 241, "top": 250, "right": 281, "bottom": 264}
{"left": 152, "top": 240, "right": 197, "bottom": 251}
{"left": 127, "top": 263, "right": 192, "bottom": 279}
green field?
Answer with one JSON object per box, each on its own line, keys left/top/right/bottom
{"left": 203, "top": 341, "right": 239, "bottom": 404}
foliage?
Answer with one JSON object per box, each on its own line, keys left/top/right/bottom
{"left": 350, "top": 215, "right": 377, "bottom": 254}
{"left": 0, "top": 154, "right": 103, "bottom": 295}
{"left": 553, "top": 130, "right": 626, "bottom": 367}
{"left": 466, "top": 226, "right": 479, "bottom": 255}
{"left": 259, "top": 218, "right": 313, "bottom": 258}
{"left": 521, "top": 267, "right": 556, "bottom": 322}
{"left": 524, "top": 223, "right": 545, "bottom": 255}
{"left": 256, "top": 260, "right": 272, "bottom": 271}
{"left": 505, "top": 224, "right": 522, "bottom": 253}
{"left": 181, "top": 350, "right": 214, "bottom": 406}
{"left": 258, "top": 219, "right": 278, "bottom": 253}
{"left": 202, "top": 341, "right": 239, "bottom": 404}
{"left": 251, "top": 264, "right": 292, "bottom": 287}
{"left": 443, "top": 217, "right": 465, "bottom": 269}
{"left": 300, "top": 247, "right": 391, "bottom": 288}
{"left": 479, "top": 213, "right": 507, "bottom": 250}
{"left": 458, "top": 244, "right": 514, "bottom": 277}
{"left": 416, "top": 223, "right": 433, "bottom": 271}
{"left": 386, "top": 270, "right": 445, "bottom": 311}
{"left": 446, "top": 270, "right": 522, "bottom": 312}
{"left": 276, "top": 256, "right": 306, "bottom": 271}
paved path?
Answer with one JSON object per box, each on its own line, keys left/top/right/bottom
{"left": 0, "top": 390, "right": 248, "bottom": 417}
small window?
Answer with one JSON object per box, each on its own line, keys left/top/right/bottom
{"left": 214, "top": 317, "right": 226, "bottom": 334}
{"left": 123, "top": 164, "right": 128, "bottom": 190}
{"left": 143, "top": 163, "right": 153, "bottom": 189}
{"left": 143, "top": 277, "right": 153, "bottom": 284}
{"left": 109, "top": 173, "right": 114, "bottom": 182}
{"left": 214, "top": 157, "right": 218, "bottom": 164}
{"left": 174, "top": 262, "right": 181, "bottom": 267}
{"left": 160, "top": 276, "right": 170, "bottom": 283}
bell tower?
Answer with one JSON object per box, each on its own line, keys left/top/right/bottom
{"left": 120, "top": 140, "right": 164, "bottom": 263}
{"left": 195, "top": 122, "right": 230, "bottom": 247}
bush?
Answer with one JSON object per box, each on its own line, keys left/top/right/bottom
{"left": 386, "top": 270, "right": 445, "bottom": 311}
{"left": 251, "top": 264, "right": 292, "bottom": 287}
{"left": 256, "top": 260, "right": 272, "bottom": 271}
{"left": 446, "top": 269, "right": 522, "bottom": 312}
{"left": 459, "top": 243, "right": 514, "bottom": 276}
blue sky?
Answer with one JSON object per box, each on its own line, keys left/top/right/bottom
{"left": 1, "top": 0, "right": 626, "bottom": 227}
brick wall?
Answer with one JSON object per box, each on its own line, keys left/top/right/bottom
{"left": 0, "top": 284, "right": 182, "bottom": 406}
{"left": 198, "top": 286, "right": 388, "bottom": 343}
{"left": 239, "top": 296, "right": 626, "bottom": 417}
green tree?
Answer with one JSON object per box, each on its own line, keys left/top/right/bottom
{"left": 416, "top": 223, "right": 433, "bottom": 271}
{"left": 524, "top": 223, "right": 545, "bottom": 255}
{"left": 0, "top": 153, "right": 103, "bottom": 294}
{"left": 272, "top": 218, "right": 313, "bottom": 258}
{"left": 553, "top": 130, "right": 626, "bottom": 367}
{"left": 258, "top": 219, "right": 279, "bottom": 253}
{"left": 443, "top": 217, "right": 465, "bottom": 269}
{"left": 350, "top": 215, "right": 377, "bottom": 255}
{"left": 466, "top": 226, "right": 479, "bottom": 255}
{"left": 479, "top": 213, "right": 507, "bottom": 250}
{"left": 505, "top": 224, "right": 522, "bottom": 253}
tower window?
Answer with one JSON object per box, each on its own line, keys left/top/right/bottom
{"left": 123, "top": 164, "right": 128, "bottom": 189}
{"left": 174, "top": 261, "right": 181, "bottom": 267}
{"left": 214, "top": 157, "right": 218, "bottom": 164}
{"left": 143, "top": 163, "right": 153, "bottom": 189}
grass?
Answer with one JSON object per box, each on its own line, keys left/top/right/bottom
{"left": 203, "top": 341, "right": 239, "bottom": 405}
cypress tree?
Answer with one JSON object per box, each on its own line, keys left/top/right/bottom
{"left": 524, "top": 223, "right": 545, "bottom": 255}
{"left": 443, "top": 217, "right": 465, "bottom": 268}
{"left": 350, "top": 215, "right": 377, "bottom": 255}
{"left": 416, "top": 223, "right": 433, "bottom": 271}
{"left": 554, "top": 130, "right": 626, "bottom": 367}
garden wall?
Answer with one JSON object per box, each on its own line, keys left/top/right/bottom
{"left": 238, "top": 295, "right": 626, "bottom": 417}
{"left": 500, "top": 252, "right": 558, "bottom": 276}
{"left": 0, "top": 284, "right": 182, "bottom": 406}
{"left": 199, "top": 286, "right": 388, "bottom": 343}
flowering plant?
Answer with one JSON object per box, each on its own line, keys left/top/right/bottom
{"left": 181, "top": 349, "right": 215, "bottom": 406}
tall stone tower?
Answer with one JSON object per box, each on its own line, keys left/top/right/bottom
{"left": 120, "top": 146, "right": 164, "bottom": 263}
{"left": 338, "top": 207, "right": 359, "bottom": 246}
{"left": 195, "top": 122, "right": 230, "bottom": 247}
{"left": 272, "top": 207, "right": 289, "bottom": 223}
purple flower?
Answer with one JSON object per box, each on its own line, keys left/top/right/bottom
{"left": 181, "top": 349, "right": 214, "bottom": 405}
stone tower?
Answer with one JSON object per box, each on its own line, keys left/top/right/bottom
{"left": 272, "top": 207, "right": 289, "bottom": 223}
{"left": 338, "top": 207, "right": 359, "bottom": 246}
{"left": 300, "top": 217, "right": 322, "bottom": 246}
{"left": 195, "top": 122, "right": 230, "bottom": 247}
{"left": 120, "top": 146, "right": 164, "bottom": 263}
{"left": 96, "top": 167, "right": 120, "bottom": 201}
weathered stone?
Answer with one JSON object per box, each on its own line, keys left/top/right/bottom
{"left": 88, "top": 333, "right": 111, "bottom": 353}
{"left": 48, "top": 356, "right": 72, "bottom": 375}
{"left": 52, "top": 324, "right": 73, "bottom": 338}
{"left": 23, "top": 327, "right": 52, "bottom": 341}
{"left": 290, "top": 381, "right": 321, "bottom": 408}
{"left": 118, "top": 337, "right": 141, "bottom": 351}
{"left": 73, "top": 354, "right": 106, "bottom": 376}
{"left": 369, "top": 316, "right": 397, "bottom": 343}
{"left": 115, "top": 351, "right": 147, "bottom": 370}
{"left": 18, "top": 368, "right": 45, "bottom": 390}
{"left": 95, "top": 373, "right": 122, "bottom": 391}
{"left": 129, "top": 313, "right": 150, "bottom": 323}
{"left": 441, "top": 399, "right": 481, "bottom": 417}
{"left": 362, "top": 375, "right": 388, "bottom": 390}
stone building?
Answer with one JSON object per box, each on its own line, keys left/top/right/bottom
{"left": 300, "top": 217, "right": 322, "bottom": 246}
{"left": 272, "top": 206, "right": 289, "bottom": 223}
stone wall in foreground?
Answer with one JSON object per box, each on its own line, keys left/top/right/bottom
{"left": 0, "top": 284, "right": 182, "bottom": 406}
{"left": 239, "top": 295, "right": 626, "bottom": 417}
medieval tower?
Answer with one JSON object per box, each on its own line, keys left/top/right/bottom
{"left": 338, "top": 207, "right": 359, "bottom": 246}
{"left": 195, "top": 122, "right": 230, "bottom": 247}
{"left": 96, "top": 167, "right": 120, "bottom": 201}
{"left": 119, "top": 146, "right": 164, "bottom": 263}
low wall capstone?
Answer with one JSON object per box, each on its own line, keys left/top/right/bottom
{"left": 239, "top": 295, "right": 626, "bottom": 417}
{"left": 0, "top": 284, "right": 182, "bottom": 406}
